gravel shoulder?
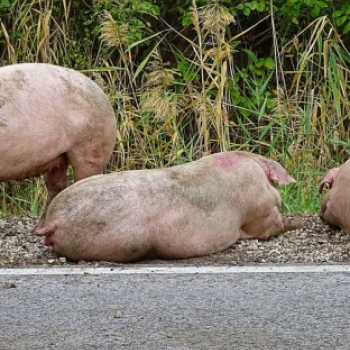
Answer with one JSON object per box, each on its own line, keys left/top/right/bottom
{"left": 0, "top": 215, "right": 348, "bottom": 268}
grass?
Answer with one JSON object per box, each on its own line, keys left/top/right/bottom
{"left": 0, "top": 180, "right": 45, "bottom": 217}
{"left": 0, "top": 2, "right": 350, "bottom": 216}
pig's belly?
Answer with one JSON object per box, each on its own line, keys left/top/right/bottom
{"left": 144, "top": 210, "right": 239, "bottom": 259}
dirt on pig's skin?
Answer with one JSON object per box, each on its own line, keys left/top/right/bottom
{"left": 1, "top": 214, "right": 350, "bottom": 267}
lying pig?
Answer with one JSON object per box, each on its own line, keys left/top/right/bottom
{"left": 0, "top": 63, "right": 116, "bottom": 225}
{"left": 319, "top": 160, "right": 350, "bottom": 234}
{"left": 36, "top": 151, "right": 301, "bottom": 262}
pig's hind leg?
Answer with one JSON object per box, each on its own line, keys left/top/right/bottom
{"left": 67, "top": 141, "right": 113, "bottom": 182}
{"left": 34, "top": 154, "right": 69, "bottom": 232}
{"left": 43, "top": 154, "right": 70, "bottom": 202}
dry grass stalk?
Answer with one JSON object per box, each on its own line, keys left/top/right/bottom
{"left": 100, "top": 10, "right": 129, "bottom": 47}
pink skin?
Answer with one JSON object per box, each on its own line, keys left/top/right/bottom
{"left": 36, "top": 151, "right": 302, "bottom": 263}
{"left": 319, "top": 162, "right": 350, "bottom": 233}
{"left": 0, "top": 63, "right": 116, "bottom": 228}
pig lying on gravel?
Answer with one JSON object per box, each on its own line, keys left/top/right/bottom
{"left": 36, "top": 151, "right": 302, "bottom": 263}
{"left": 0, "top": 63, "right": 116, "bottom": 226}
{"left": 319, "top": 160, "right": 350, "bottom": 234}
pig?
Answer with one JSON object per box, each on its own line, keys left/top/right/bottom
{"left": 35, "top": 151, "right": 302, "bottom": 263}
{"left": 319, "top": 160, "right": 350, "bottom": 234}
{"left": 0, "top": 63, "right": 116, "bottom": 227}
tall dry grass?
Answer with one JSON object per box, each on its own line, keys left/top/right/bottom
{"left": 101, "top": 4, "right": 350, "bottom": 212}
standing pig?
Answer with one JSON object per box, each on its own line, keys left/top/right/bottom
{"left": 0, "top": 63, "right": 116, "bottom": 226}
{"left": 36, "top": 151, "right": 302, "bottom": 263}
{"left": 319, "top": 160, "right": 350, "bottom": 234}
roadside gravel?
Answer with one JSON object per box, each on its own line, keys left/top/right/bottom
{"left": 0, "top": 215, "right": 349, "bottom": 267}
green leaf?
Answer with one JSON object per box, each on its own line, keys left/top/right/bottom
{"left": 182, "top": 10, "right": 193, "bottom": 26}
{"left": 138, "top": 2, "right": 151, "bottom": 14}
{"left": 229, "top": 7, "right": 238, "bottom": 15}
{"left": 332, "top": 10, "right": 344, "bottom": 18}
{"left": 257, "top": 1, "right": 266, "bottom": 11}
{"left": 267, "top": 99, "right": 276, "bottom": 109}
{"left": 343, "top": 3, "right": 350, "bottom": 15}
{"left": 336, "top": 15, "right": 348, "bottom": 26}
{"left": 247, "top": 1, "right": 258, "bottom": 10}
{"left": 126, "top": 31, "right": 162, "bottom": 52}
{"left": 83, "top": 19, "right": 93, "bottom": 25}
{"left": 311, "top": 7, "right": 320, "bottom": 18}
{"left": 242, "top": 49, "right": 258, "bottom": 64}
{"left": 317, "top": 1, "right": 329, "bottom": 8}
{"left": 150, "top": 5, "right": 160, "bottom": 16}
{"left": 177, "top": 60, "right": 188, "bottom": 74}
{"left": 0, "top": 0, "right": 10, "bottom": 7}
{"left": 240, "top": 109, "right": 252, "bottom": 117}
{"left": 230, "top": 41, "right": 241, "bottom": 50}
{"left": 343, "top": 21, "right": 350, "bottom": 34}
{"left": 243, "top": 7, "right": 251, "bottom": 16}
{"left": 264, "top": 57, "right": 276, "bottom": 70}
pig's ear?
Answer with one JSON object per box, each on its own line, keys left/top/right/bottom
{"left": 259, "top": 159, "right": 296, "bottom": 186}
{"left": 319, "top": 168, "right": 340, "bottom": 193}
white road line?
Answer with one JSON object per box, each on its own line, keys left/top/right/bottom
{"left": 1, "top": 265, "right": 350, "bottom": 275}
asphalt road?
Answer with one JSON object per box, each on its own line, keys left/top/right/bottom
{"left": 1, "top": 265, "right": 350, "bottom": 349}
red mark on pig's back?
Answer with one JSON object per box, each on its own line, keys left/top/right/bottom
{"left": 212, "top": 154, "right": 241, "bottom": 169}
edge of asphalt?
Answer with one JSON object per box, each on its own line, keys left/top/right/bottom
{"left": 1, "top": 264, "right": 350, "bottom": 275}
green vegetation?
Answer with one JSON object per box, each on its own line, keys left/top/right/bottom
{"left": 1, "top": 0, "right": 350, "bottom": 216}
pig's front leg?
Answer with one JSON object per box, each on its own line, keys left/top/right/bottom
{"left": 34, "top": 155, "right": 69, "bottom": 233}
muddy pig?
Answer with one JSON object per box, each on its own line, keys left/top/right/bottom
{"left": 319, "top": 160, "right": 350, "bottom": 234}
{"left": 35, "top": 151, "right": 302, "bottom": 263}
{"left": 0, "top": 63, "right": 116, "bottom": 227}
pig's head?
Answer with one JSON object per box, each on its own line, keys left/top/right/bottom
{"left": 319, "top": 166, "right": 346, "bottom": 231}
{"left": 319, "top": 167, "right": 341, "bottom": 194}
{"left": 320, "top": 191, "right": 331, "bottom": 221}
{"left": 256, "top": 158, "right": 296, "bottom": 187}
{"left": 319, "top": 190, "right": 345, "bottom": 231}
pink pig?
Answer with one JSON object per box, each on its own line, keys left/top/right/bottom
{"left": 319, "top": 160, "right": 350, "bottom": 233}
{"left": 0, "top": 63, "right": 116, "bottom": 226}
{"left": 36, "top": 151, "right": 302, "bottom": 263}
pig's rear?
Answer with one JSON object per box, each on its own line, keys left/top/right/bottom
{"left": 0, "top": 63, "right": 116, "bottom": 180}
